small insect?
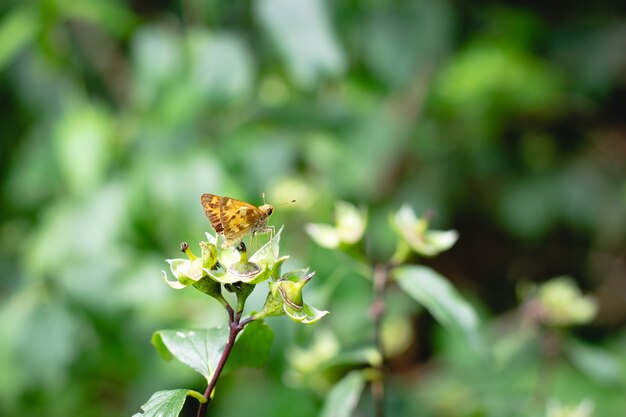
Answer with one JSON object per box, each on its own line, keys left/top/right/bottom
{"left": 201, "top": 193, "right": 276, "bottom": 248}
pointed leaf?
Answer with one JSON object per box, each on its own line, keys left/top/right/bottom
{"left": 394, "top": 265, "right": 485, "bottom": 356}
{"left": 565, "top": 340, "right": 624, "bottom": 385}
{"left": 255, "top": 0, "right": 346, "bottom": 88}
{"left": 319, "top": 371, "right": 366, "bottom": 417}
{"left": 132, "top": 389, "right": 190, "bottom": 417}
{"left": 152, "top": 328, "right": 228, "bottom": 382}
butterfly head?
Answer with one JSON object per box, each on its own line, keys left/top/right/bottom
{"left": 259, "top": 204, "right": 274, "bottom": 218}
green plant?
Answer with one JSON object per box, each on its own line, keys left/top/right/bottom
{"left": 303, "top": 202, "right": 485, "bottom": 416}
{"left": 133, "top": 223, "right": 327, "bottom": 417}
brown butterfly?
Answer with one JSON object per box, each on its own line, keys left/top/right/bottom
{"left": 201, "top": 194, "right": 274, "bottom": 247}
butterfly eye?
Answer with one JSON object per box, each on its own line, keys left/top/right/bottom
{"left": 267, "top": 207, "right": 273, "bottom": 215}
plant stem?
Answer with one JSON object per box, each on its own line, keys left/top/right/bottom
{"left": 371, "top": 264, "right": 388, "bottom": 417}
{"left": 196, "top": 311, "right": 253, "bottom": 417}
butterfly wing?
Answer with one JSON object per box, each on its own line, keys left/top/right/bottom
{"left": 201, "top": 194, "right": 224, "bottom": 234}
{"left": 219, "top": 197, "right": 263, "bottom": 245}
{"left": 201, "top": 194, "right": 262, "bottom": 246}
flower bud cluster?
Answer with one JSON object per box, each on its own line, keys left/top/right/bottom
{"left": 163, "top": 226, "right": 328, "bottom": 324}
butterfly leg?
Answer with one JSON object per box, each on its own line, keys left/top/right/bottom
{"left": 266, "top": 225, "right": 275, "bottom": 241}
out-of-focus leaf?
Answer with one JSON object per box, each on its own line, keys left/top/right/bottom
{"left": 152, "top": 328, "right": 228, "bottom": 383}
{"left": 565, "top": 340, "right": 624, "bottom": 385}
{"left": 0, "top": 6, "right": 37, "bottom": 70}
{"left": 59, "top": 0, "right": 136, "bottom": 37}
{"left": 131, "top": 25, "right": 184, "bottom": 107}
{"left": 255, "top": 0, "right": 346, "bottom": 88}
{"left": 53, "top": 104, "right": 113, "bottom": 195}
{"left": 132, "top": 389, "right": 194, "bottom": 417}
{"left": 394, "top": 265, "right": 485, "bottom": 356}
{"left": 553, "top": 23, "right": 626, "bottom": 95}
{"left": 226, "top": 321, "right": 274, "bottom": 371}
{"left": 11, "top": 294, "right": 81, "bottom": 388}
{"left": 497, "top": 177, "right": 558, "bottom": 239}
{"left": 363, "top": 0, "right": 452, "bottom": 87}
{"left": 319, "top": 371, "right": 366, "bottom": 417}
{"left": 187, "top": 30, "right": 255, "bottom": 104}
{"left": 435, "top": 43, "right": 560, "bottom": 114}
{"left": 305, "top": 223, "right": 341, "bottom": 249}
{"left": 26, "top": 183, "right": 127, "bottom": 278}
{"left": 492, "top": 328, "right": 536, "bottom": 369}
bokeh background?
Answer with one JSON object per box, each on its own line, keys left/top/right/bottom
{"left": 1, "top": 0, "right": 625, "bottom": 416}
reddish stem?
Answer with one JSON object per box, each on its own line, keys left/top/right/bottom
{"left": 196, "top": 310, "right": 252, "bottom": 417}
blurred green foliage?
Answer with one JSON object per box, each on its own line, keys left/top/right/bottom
{"left": 1, "top": 0, "right": 625, "bottom": 416}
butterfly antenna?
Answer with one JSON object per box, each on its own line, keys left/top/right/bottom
{"left": 262, "top": 192, "right": 266, "bottom": 205}
{"left": 274, "top": 199, "right": 296, "bottom": 207}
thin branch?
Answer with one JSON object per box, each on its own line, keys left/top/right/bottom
{"left": 238, "top": 316, "right": 255, "bottom": 328}
{"left": 371, "top": 264, "right": 388, "bottom": 417}
{"left": 196, "top": 311, "right": 252, "bottom": 417}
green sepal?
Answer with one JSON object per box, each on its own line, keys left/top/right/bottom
{"left": 285, "top": 303, "right": 329, "bottom": 324}
{"left": 271, "top": 255, "right": 290, "bottom": 280}
{"left": 200, "top": 241, "right": 218, "bottom": 269}
{"left": 390, "top": 205, "right": 458, "bottom": 257}
{"left": 192, "top": 276, "right": 228, "bottom": 307}
{"left": 253, "top": 290, "right": 286, "bottom": 320}
{"left": 205, "top": 263, "right": 271, "bottom": 284}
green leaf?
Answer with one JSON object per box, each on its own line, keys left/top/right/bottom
{"left": 53, "top": 104, "right": 114, "bottom": 196}
{"left": 152, "top": 324, "right": 274, "bottom": 382}
{"left": 187, "top": 30, "right": 255, "bottom": 104}
{"left": 254, "top": 0, "right": 346, "bottom": 88}
{"left": 60, "top": 0, "right": 136, "bottom": 38}
{"left": 363, "top": 0, "right": 452, "bottom": 88}
{"left": 394, "top": 265, "right": 485, "bottom": 356}
{"left": 152, "top": 328, "right": 228, "bottom": 383}
{"left": 132, "top": 389, "right": 195, "bottom": 417}
{"left": 319, "top": 371, "right": 366, "bottom": 417}
{"left": 226, "top": 321, "right": 274, "bottom": 371}
{"left": 565, "top": 340, "right": 624, "bottom": 385}
{"left": 0, "top": 6, "right": 37, "bottom": 70}
{"left": 323, "top": 348, "right": 382, "bottom": 370}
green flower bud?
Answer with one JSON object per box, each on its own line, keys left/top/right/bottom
{"left": 537, "top": 277, "right": 597, "bottom": 327}
{"left": 200, "top": 241, "right": 218, "bottom": 269}
{"left": 227, "top": 261, "right": 261, "bottom": 280}
{"left": 254, "top": 270, "right": 328, "bottom": 324}
{"left": 335, "top": 201, "right": 367, "bottom": 244}
{"left": 391, "top": 204, "right": 458, "bottom": 259}
{"left": 201, "top": 227, "right": 284, "bottom": 285}
{"left": 163, "top": 258, "right": 204, "bottom": 288}
{"left": 254, "top": 290, "right": 286, "bottom": 320}
{"left": 192, "top": 276, "right": 228, "bottom": 307}
{"left": 546, "top": 399, "right": 594, "bottom": 417}
{"left": 306, "top": 201, "right": 366, "bottom": 249}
